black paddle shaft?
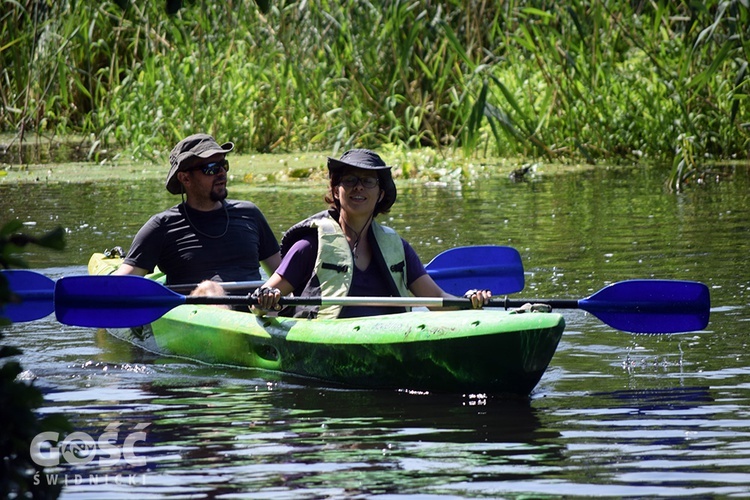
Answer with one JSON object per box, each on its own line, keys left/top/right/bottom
{"left": 501, "top": 298, "right": 580, "bottom": 309}
{"left": 181, "top": 295, "right": 576, "bottom": 309}
{"left": 183, "top": 295, "right": 476, "bottom": 308}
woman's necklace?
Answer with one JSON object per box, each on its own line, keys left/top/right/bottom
{"left": 182, "top": 201, "right": 230, "bottom": 239}
{"left": 343, "top": 221, "right": 364, "bottom": 259}
{"left": 342, "top": 213, "right": 372, "bottom": 259}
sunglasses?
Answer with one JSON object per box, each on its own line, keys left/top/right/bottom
{"left": 340, "top": 175, "right": 379, "bottom": 189}
{"left": 191, "top": 159, "right": 229, "bottom": 175}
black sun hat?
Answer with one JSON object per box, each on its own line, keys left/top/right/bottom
{"left": 327, "top": 149, "right": 397, "bottom": 212}
{"left": 166, "top": 134, "right": 234, "bottom": 194}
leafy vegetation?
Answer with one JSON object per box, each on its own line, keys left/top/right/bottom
{"left": 1, "top": 1, "right": 748, "bottom": 189}
{"left": 1, "top": 221, "right": 69, "bottom": 499}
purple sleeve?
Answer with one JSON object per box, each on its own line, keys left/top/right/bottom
{"left": 276, "top": 235, "right": 317, "bottom": 291}
{"left": 403, "top": 239, "right": 427, "bottom": 286}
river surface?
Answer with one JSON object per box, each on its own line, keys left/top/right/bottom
{"left": 2, "top": 161, "right": 749, "bottom": 498}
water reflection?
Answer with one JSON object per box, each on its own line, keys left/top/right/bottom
{"left": 542, "top": 386, "right": 750, "bottom": 495}
{"left": 0, "top": 139, "right": 112, "bottom": 165}
{"left": 52, "top": 381, "right": 561, "bottom": 497}
{"left": 4, "top": 163, "right": 750, "bottom": 496}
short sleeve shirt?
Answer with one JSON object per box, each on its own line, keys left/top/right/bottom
{"left": 123, "top": 200, "right": 279, "bottom": 285}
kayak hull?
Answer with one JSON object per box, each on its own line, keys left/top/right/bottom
{"left": 89, "top": 253, "right": 564, "bottom": 395}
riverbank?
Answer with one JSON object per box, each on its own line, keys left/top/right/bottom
{"left": 3, "top": 1, "right": 746, "bottom": 193}
{"left": 1, "top": 148, "right": 587, "bottom": 188}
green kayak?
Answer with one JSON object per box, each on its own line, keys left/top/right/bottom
{"left": 88, "top": 253, "right": 565, "bottom": 395}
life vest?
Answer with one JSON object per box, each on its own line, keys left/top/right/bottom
{"left": 280, "top": 210, "right": 410, "bottom": 319}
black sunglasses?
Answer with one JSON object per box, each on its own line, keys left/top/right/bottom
{"left": 191, "top": 159, "right": 229, "bottom": 175}
{"left": 340, "top": 175, "right": 379, "bottom": 189}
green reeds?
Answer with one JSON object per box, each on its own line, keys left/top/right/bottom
{"left": 1, "top": 0, "right": 747, "bottom": 182}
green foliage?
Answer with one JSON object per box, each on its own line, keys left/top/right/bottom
{"left": 1, "top": 221, "right": 65, "bottom": 270}
{"left": 1, "top": 222, "right": 69, "bottom": 498}
{"left": 0, "top": 348, "right": 72, "bottom": 498}
{"left": 1, "top": 0, "right": 748, "bottom": 183}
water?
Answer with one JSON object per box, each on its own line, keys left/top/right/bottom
{"left": 2, "top": 163, "right": 750, "bottom": 497}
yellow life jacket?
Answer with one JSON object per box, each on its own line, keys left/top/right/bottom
{"left": 280, "top": 210, "right": 410, "bottom": 319}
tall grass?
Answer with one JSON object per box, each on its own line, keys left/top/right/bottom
{"left": 1, "top": 0, "right": 748, "bottom": 187}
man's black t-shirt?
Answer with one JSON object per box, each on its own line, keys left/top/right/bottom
{"left": 123, "top": 200, "right": 279, "bottom": 285}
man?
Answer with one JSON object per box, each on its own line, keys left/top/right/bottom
{"left": 114, "top": 134, "right": 281, "bottom": 294}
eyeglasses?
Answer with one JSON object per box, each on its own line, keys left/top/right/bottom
{"left": 192, "top": 159, "right": 229, "bottom": 175}
{"left": 340, "top": 175, "right": 379, "bottom": 189}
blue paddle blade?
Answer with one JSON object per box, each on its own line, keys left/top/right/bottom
{"left": 1, "top": 270, "right": 55, "bottom": 322}
{"left": 580, "top": 280, "right": 711, "bottom": 334}
{"left": 55, "top": 275, "right": 186, "bottom": 328}
{"left": 426, "top": 245, "right": 524, "bottom": 295}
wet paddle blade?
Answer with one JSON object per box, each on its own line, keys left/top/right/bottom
{"left": 55, "top": 275, "right": 186, "bottom": 327}
{"left": 579, "top": 280, "right": 711, "bottom": 333}
{"left": 1, "top": 270, "right": 55, "bottom": 322}
{"left": 426, "top": 245, "right": 524, "bottom": 295}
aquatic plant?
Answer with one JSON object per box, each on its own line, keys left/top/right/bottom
{"left": 1, "top": 1, "right": 747, "bottom": 183}
{"left": 0, "top": 221, "right": 69, "bottom": 499}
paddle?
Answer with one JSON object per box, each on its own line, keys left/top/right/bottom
{"left": 1, "top": 270, "right": 55, "bottom": 322}
{"left": 425, "top": 245, "right": 524, "bottom": 295}
{"left": 499, "top": 279, "right": 711, "bottom": 334}
{"left": 54, "top": 275, "right": 710, "bottom": 333}
{"left": 167, "top": 280, "right": 265, "bottom": 294}
{"left": 0, "top": 245, "right": 525, "bottom": 323}
{"left": 168, "top": 245, "right": 525, "bottom": 296}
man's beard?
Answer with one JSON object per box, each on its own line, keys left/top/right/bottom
{"left": 210, "top": 186, "right": 228, "bottom": 202}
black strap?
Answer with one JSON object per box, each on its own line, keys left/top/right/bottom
{"left": 322, "top": 262, "right": 348, "bottom": 273}
{"left": 369, "top": 228, "right": 406, "bottom": 304}
{"left": 390, "top": 261, "right": 405, "bottom": 274}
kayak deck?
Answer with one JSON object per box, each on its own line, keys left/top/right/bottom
{"left": 154, "top": 304, "right": 563, "bottom": 394}
{"left": 89, "top": 253, "right": 564, "bottom": 395}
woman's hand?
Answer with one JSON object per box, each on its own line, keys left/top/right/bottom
{"left": 463, "top": 289, "right": 492, "bottom": 309}
{"left": 250, "top": 286, "right": 282, "bottom": 315}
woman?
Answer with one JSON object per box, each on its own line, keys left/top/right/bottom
{"left": 254, "top": 149, "right": 490, "bottom": 318}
